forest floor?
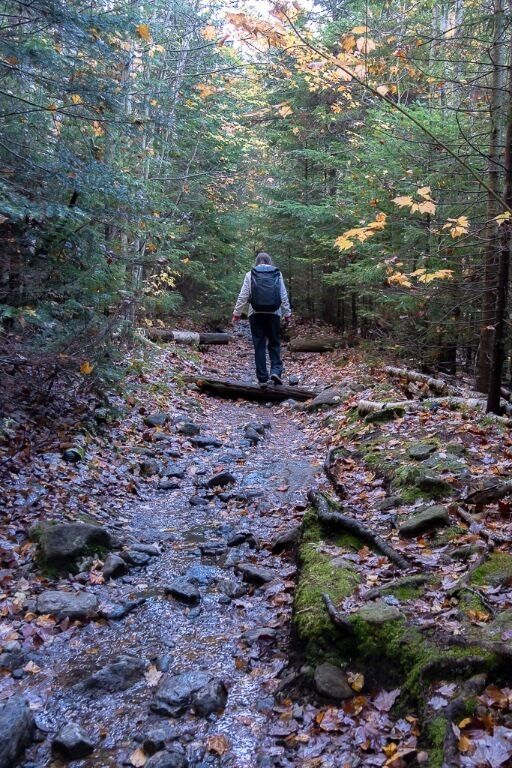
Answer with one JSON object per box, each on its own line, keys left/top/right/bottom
{"left": 2, "top": 324, "right": 512, "bottom": 768}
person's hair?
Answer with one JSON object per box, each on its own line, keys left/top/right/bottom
{"left": 255, "top": 251, "right": 273, "bottom": 266}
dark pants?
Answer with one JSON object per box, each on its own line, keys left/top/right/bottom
{"left": 249, "top": 314, "right": 283, "bottom": 382}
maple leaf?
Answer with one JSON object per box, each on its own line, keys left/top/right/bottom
{"left": 393, "top": 195, "right": 414, "bottom": 208}
{"left": 206, "top": 734, "right": 230, "bottom": 755}
{"left": 352, "top": 25, "right": 368, "bottom": 34}
{"left": 417, "top": 269, "right": 453, "bottom": 283}
{"left": 417, "top": 186, "right": 432, "bottom": 199}
{"left": 377, "top": 84, "right": 390, "bottom": 96}
{"left": 136, "top": 23, "right": 151, "bottom": 42}
{"left": 388, "top": 272, "right": 412, "bottom": 288}
{"left": 278, "top": 103, "right": 293, "bottom": 117}
{"left": 443, "top": 216, "right": 469, "bottom": 237}
{"left": 80, "top": 361, "right": 94, "bottom": 375}
{"left": 356, "top": 36, "right": 376, "bottom": 54}
{"left": 416, "top": 200, "right": 436, "bottom": 215}
{"left": 144, "top": 664, "right": 163, "bottom": 687}
{"left": 195, "top": 83, "right": 217, "bottom": 99}
{"left": 201, "top": 25, "right": 217, "bottom": 40}
{"left": 341, "top": 34, "right": 356, "bottom": 52}
{"left": 334, "top": 236, "right": 353, "bottom": 251}
{"left": 70, "top": 94, "right": 82, "bottom": 105}
{"left": 129, "top": 748, "right": 147, "bottom": 767}
{"left": 495, "top": 211, "right": 512, "bottom": 225}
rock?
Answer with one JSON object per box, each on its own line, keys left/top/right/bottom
{"left": 244, "top": 427, "right": 261, "bottom": 445}
{"left": 99, "top": 597, "right": 146, "bottom": 621}
{"left": 271, "top": 526, "right": 300, "bottom": 553}
{"left": 408, "top": 442, "right": 437, "bottom": 461}
{"left": 36, "top": 590, "right": 98, "bottom": 620}
{"left": 141, "top": 459, "right": 162, "bottom": 477}
{"left": 145, "top": 413, "right": 169, "bottom": 428}
{"left": 189, "top": 495, "right": 208, "bottom": 507}
{"left": 399, "top": 505, "right": 450, "bottom": 538}
{"left": 0, "top": 641, "right": 25, "bottom": 672}
{"left": 236, "top": 563, "right": 275, "bottom": 585}
{"left": 243, "top": 626, "right": 277, "bottom": 644}
{"left": 206, "top": 471, "right": 236, "bottom": 488}
{"left": 84, "top": 655, "right": 146, "bottom": 692}
{"left": 288, "top": 375, "right": 299, "bottom": 386}
{"left": 217, "top": 578, "right": 247, "bottom": 599}
{"left": 314, "top": 663, "right": 353, "bottom": 701}
{"left": 165, "top": 578, "right": 200, "bottom": 605}
{"left": 227, "top": 530, "right": 257, "bottom": 548}
{"left": 158, "top": 479, "right": 181, "bottom": 491}
{"left": 246, "top": 421, "right": 270, "bottom": 434}
{"left": 307, "top": 387, "right": 348, "bottom": 412}
{"left": 63, "top": 446, "right": 84, "bottom": 463}
{"left": 131, "top": 542, "right": 161, "bottom": 556}
{"left": 145, "top": 749, "right": 188, "bottom": 768}
{"left": 446, "top": 442, "right": 467, "bottom": 456}
{"left": 160, "top": 464, "right": 185, "bottom": 479}
{"left": 152, "top": 670, "right": 219, "bottom": 717}
{"left": 200, "top": 541, "right": 226, "bottom": 557}
{"left": 35, "top": 522, "right": 111, "bottom": 562}
{"left": 190, "top": 436, "right": 222, "bottom": 449}
{"left": 0, "top": 697, "right": 35, "bottom": 768}
{"left": 416, "top": 474, "right": 453, "bottom": 495}
{"left": 122, "top": 549, "right": 151, "bottom": 566}
{"left": 142, "top": 725, "right": 178, "bottom": 755}
{"left": 355, "top": 601, "right": 403, "bottom": 624}
{"left": 176, "top": 421, "right": 200, "bottom": 436}
{"left": 103, "top": 553, "right": 127, "bottom": 579}
{"left": 185, "top": 564, "right": 217, "bottom": 585}
{"left": 52, "top": 722, "right": 95, "bottom": 760}
{"left": 192, "top": 678, "right": 228, "bottom": 716}
{"left": 377, "top": 497, "right": 401, "bottom": 511}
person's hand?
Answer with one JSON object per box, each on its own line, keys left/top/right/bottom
{"left": 232, "top": 314, "right": 241, "bottom": 325}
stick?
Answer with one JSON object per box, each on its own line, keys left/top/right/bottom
{"left": 323, "top": 446, "right": 347, "bottom": 499}
{"left": 307, "top": 490, "right": 410, "bottom": 570}
{"left": 322, "top": 593, "right": 355, "bottom": 634}
{"left": 463, "top": 481, "right": 512, "bottom": 508}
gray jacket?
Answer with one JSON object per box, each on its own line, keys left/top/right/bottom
{"left": 233, "top": 266, "right": 291, "bottom": 318}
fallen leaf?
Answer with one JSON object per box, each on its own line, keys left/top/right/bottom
{"left": 206, "top": 734, "right": 230, "bottom": 756}
{"left": 130, "top": 747, "right": 147, "bottom": 767}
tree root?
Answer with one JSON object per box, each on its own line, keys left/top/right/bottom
{"left": 307, "top": 490, "right": 410, "bottom": 570}
{"left": 435, "top": 674, "right": 488, "bottom": 768}
{"left": 323, "top": 446, "right": 347, "bottom": 499}
{"left": 446, "top": 552, "right": 489, "bottom": 597}
{"left": 463, "top": 480, "right": 512, "bottom": 509}
{"left": 322, "top": 593, "right": 355, "bottom": 635}
{"left": 362, "top": 574, "right": 430, "bottom": 601}
{"left": 449, "top": 503, "right": 508, "bottom": 545}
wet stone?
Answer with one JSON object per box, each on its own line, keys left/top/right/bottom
{"left": 99, "top": 597, "right": 146, "bottom": 621}
{"left": 176, "top": 421, "right": 201, "bottom": 436}
{"left": 84, "top": 654, "right": 146, "bottom": 692}
{"left": 190, "top": 436, "right": 223, "bottom": 449}
{"left": 102, "top": 553, "right": 127, "bottom": 579}
{"left": 165, "top": 578, "right": 200, "bottom": 605}
{"left": 0, "top": 697, "right": 35, "bottom": 768}
{"left": 227, "top": 530, "right": 256, "bottom": 547}
{"left": 399, "top": 505, "right": 450, "bottom": 538}
{"left": 36, "top": 590, "right": 98, "bottom": 620}
{"left": 35, "top": 522, "right": 112, "bottom": 562}
{"left": 142, "top": 725, "right": 179, "bottom": 755}
{"left": 141, "top": 459, "right": 162, "bottom": 477}
{"left": 145, "top": 413, "right": 169, "bottom": 428}
{"left": 288, "top": 375, "right": 299, "bottom": 386}
{"left": 145, "top": 748, "right": 188, "bottom": 768}
{"left": 236, "top": 562, "right": 275, "bottom": 585}
{"left": 52, "top": 722, "right": 95, "bottom": 760}
{"left": 0, "top": 643, "right": 25, "bottom": 672}
{"left": 122, "top": 549, "right": 151, "bottom": 566}
{"left": 160, "top": 463, "right": 186, "bottom": 479}
{"left": 314, "top": 663, "right": 354, "bottom": 701}
{"left": 192, "top": 678, "right": 228, "bottom": 717}
{"left": 217, "top": 578, "right": 247, "bottom": 599}
{"left": 206, "top": 471, "right": 236, "bottom": 488}
{"left": 271, "top": 526, "right": 300, "bottom": 553}
{"left": 243, "top": 626, "right": 277, "bottom": 644}
{"left": 152, "top": 670, "right": 223, "bottom": 717}
{"left": 244, "top": 426, "right": 261, "bottom": 445}
{"left": 200, "top": 541, "right": 226, "bottom": 557}
{"left": 158, "top": 479, "right": 180, "bottom": 491}
{"left": 185, "top": 564, "right": 217, "bottom": 586}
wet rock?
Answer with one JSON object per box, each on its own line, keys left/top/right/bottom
{"left": 244, "top": 426, "right": 261, "bottom": 445}
{"left": 200, "top": 541, "right": 226, "bottom": 557}
{"left": 271, "top": 526, "right": 300, "bottom": 553}
{"left": 185, "top": 565, "right": 217, "bottom": 586}
{"left": 152, "top": 670, "right": 225, "bottom": 717}
{"left": 192, "top": 678, "right": 228, "bottom": 717}
{"left": 0, "top": 641, "right": 25, "bottom": 672}
{"left": 176, "top": 421, "right": 200, "bottom": 436}
{"left": 206, "top": 471, "right": 236, "bottom": 488}
{"left": 131, "top": 542, "right": 161, "bottom": 556}
{"left": 52, "top": 722, "right": 95, "bottom": 760}
{"left": 85, "top": 654, "right": 146, "bottom": 692}
{"left": 165, "top": 578, "right": 200, "bottom": 605}
{"left": 408, "top": 442, "right": 437, "bottom": 461}
{"left": 122, "top": 549, "right": 151, "bottom": 566}
{"left": 145, "top": 413, "right": 169, "bottom": 428}
{"left": 356, "top": 601, "right": 403, "bottom": 624}
{"left": 243, "top": 627, "right": 277, "bottom": 644}
{"left": 141, "top": 458, "right": 163, "bottom": 477}
{"left": 236, "top": 562, "right": 275, "bottom": 585}
{"left": 217, "top": 578, "right": 247, "bottom": 599}
{"left": 288, "top": 375, "right": 299, "bottom": 386}
{"left": 307, "top": 387, "right": 348, "bottom": 412}
{"left": 399, "top": 505, "right": 450, "bottom": 538}
{"left": 0, "top": 697, "right": 35, "bottom": 768}
{"left": 161, "top": 464, "right": 186, "bottom": 479}
{"left": 102, "top": 553, "right": 127, "bottom": 579}
{"left": 189, "top": 495, "right": 208, "bottom": 507}
{"left": 227, "top": 530, "right": 257, "bottom": 548}
{"left": 142, "top": 725, "right": 179, "bottom": 755}
{"left": 190, "top": 436, "right": 222, "bottom": 449}
{"left": 159, "top": 479, "right": 181, "bottom": 491}
{"left": 99, "top": 597, "right": 146, "bottom": 621}
{"left": 35, "top": 522, "right": 111, "bottom": 562}
{"left": 36, "top": 590, "right": 98, "bottom": 620}
{"left": 145, "top": 749, "right": 188, "bottom": 768}
{"left": 314, "top": 663, "right": 353, "bottom": 701}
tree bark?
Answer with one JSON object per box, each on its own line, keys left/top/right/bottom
{"left": 187, "top": 376, "right": 317, "bottom": 402}
{"left": 146, "top": 329, "right": 229, "bottom": 345}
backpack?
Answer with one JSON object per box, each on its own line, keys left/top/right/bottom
{"left": 250, "top": 267, "right": 282, "bottom": 312}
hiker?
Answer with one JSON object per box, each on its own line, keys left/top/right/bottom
{"left": 232, "top": 252, "right": 292, "bottom": 386}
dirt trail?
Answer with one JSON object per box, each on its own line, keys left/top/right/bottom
{"left": 5, "top": 328, "right": 328, "bottom": 768}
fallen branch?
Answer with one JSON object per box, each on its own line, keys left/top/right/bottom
{"left": 307, "top": 490, "right": 410, "bottom": 570}
{"left": 323, "top": 446, "right": 347, "bottom": 499}
{"left": 449, "top": 503, "right": 507, "bottom": 545}
{"left": 383, "top": 366, "right": 461, "bottom": 396}
{"left": 145, "top": 329, "right": 230, "bottom": 345}
{"left": 463, "top": 481, "right": 512, "bottom": 508}
{"left": 187, "top": 376, "right": 317, "bottom": 402}
{"left": 289, "top": 336, "right": 346, "bottom": 353}
{"left": 357, "top": 397, "right": 487, "bottom": 416}
{"left": 322, "top": 593, "right": 355, "bottom": 634}
{"left": 362, "top": 574, "right": 430, "bottom": 601}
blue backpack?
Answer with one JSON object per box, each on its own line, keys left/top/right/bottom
{"left": 250, "top": 266, "right": 282, "bottom": 312}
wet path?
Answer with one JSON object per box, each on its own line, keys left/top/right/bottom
{"left": 7, "top": 333, "right": 323, "bottom": 768}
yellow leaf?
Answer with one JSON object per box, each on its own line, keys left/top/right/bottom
{"left": 80, "top": 361, "right": 94, "bottom": 375}
{"left": 195, "top": 83, "right": 217, "bottom": 99}
{"left": 393, "top": 195, "right": 414, "bottom": 208}
{"left": 206, "top": 734, "right": 230, "bottom": 756}
{"left": 388, "top": 272, "right": 412, "bottom": 288}
{"left": 334, "top": 236, "right": 353, "bottom": 251}
{"left": 70, "top": 94, "right": 82, "bottom": 105}
{"left": 383, "top": 743, "right": 398, "bottom": 758}
{"left": 376, "top": 84, "right": 389, "bottom": 96}
{"left": 356, "top": 36, "right": 376, "bottom": 54}
{"left": 347, "top": 672, "right": 365, "bottom": 692}
{"left": 409, "top": 268, "right": 426, "bottom": 276}
{"left": 495, "top": 211, "right": 512, "bottom": 225}
{"left": 202, "top": 25, "right": 217, "bottom": 40}
{"left": 341, "top": 34, "right": 356, "bottom": 52}
{"left": 278, "top": 104, "right": 293, "bottom": 118}
{"left": 23, "top": 661, "right": 41, "bottom": 674}
{"left": 417, "top": 186, "right": 432, "bottom": 199}
{"left": 129, "top": 748, "right": 147, "bottom": 767}
{"left": 136, "top": 23, "right": 151, "bottom": 42}
{"left": 458, "top": 735, "right": 472, "bottom": 753}
{"left": 92, "top": 121, "right": 105, "bottom": 136}
{"left": 417, "top": 200, "right": 436, "bottom": 215}
{"left": 352, "top": 25, "right": 368, "bottom": 34}
{"left": 417, "top": 269, "right": 453, "bottom": 284}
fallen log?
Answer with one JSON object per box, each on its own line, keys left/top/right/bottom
{"left": 307, "top": 490, "right": 410, "bottom": 570}
{"left": 145, "top": 329, "right": 229, "bottom": 345}
{"left": 289, "top": 336, "right": 345, "bottom": 353}
{"left": 383, "top": 366, "right": 461, "bottom": 396}
{"left": 357, "top": 397, "right": 488, "bottom": 416}
{"left": 463, "top": 480, "right": 512, "bottom": 508}
{"left": 449, "top": 503, "right": 507, "bottom": 545}
{"left": 187, "top": 376, "right": 317, "bottom": 402}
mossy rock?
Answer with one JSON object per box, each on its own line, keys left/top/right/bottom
{"left": 398, "top": 505, "right": 450, "bottom": 538}
{"left": 364, "top": 406, "right": 406, "bottom": 423}
{"left": 408, "top": 442, "right": 437, "bottom": 461}
{"left": 470, "top": 552, "right": 512, "bottom": 588}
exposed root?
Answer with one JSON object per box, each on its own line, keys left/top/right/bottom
{"left": 463, "top": 481, "right": 512, "bottom": 509}
{"left": 362, "top": 574, "right": 429, "bottom": 601}
{"left": 322, "top": 593, "right": 355, "bottom": 635}
{"left": 449, "top": 503, "right": 503, "bottom": 546}
{"left": 307, "top": 490, "right": 410, "bottom": 570}
{"left": 323, "top": 446, "right": 347, "bottom": 499}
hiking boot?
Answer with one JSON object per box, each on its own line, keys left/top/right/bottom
{"left": 271, "top": 374, "right": 283, "bottom": 385}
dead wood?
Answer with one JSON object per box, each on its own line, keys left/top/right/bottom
{"left": 449, "top": 503, "right": 507, "bottom": 545}
{"left": 323, "top": 446, "right": 347, "bottom": 499}
{"left": 357, "top": 397, "right": 488, "bottom": 416}
{"left": 322, "top": 593, "right": 355, "bottom": 634}
{"left": 383, "top": 366, "right": 461, "bottom": 396}
{"left": 289, "top": 336, "right": 345, "bottom": 353}
{"left": 362, "top": 574, "right": 430, "bottom": 601}
{"left": 463, "top": 480, "right": 512, "bottom": 508}
{"left": 187, "top": 375, "right": 317, "bottom": 402}
{"left": 145, "top": 329, "right": 230, "bottom": 345}
{"left": 307, "top": 490, "right": 410, "bottom": 570}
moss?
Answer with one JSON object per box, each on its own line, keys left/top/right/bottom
{"left": 470, "top": 552, "right": 512, "bottom": 588}
{"left": 433, "top": 525, "right": 466, "bottom": 545}
{"left": 392, "top": 583, "right": 426, "bottom": 600}
{"left": 426, "top": 716, "right": 448, "bottom": 768}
